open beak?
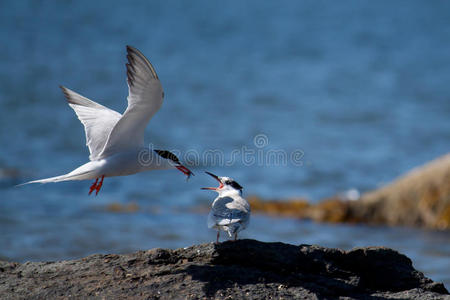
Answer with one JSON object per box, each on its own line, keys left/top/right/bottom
{"left": 201, "top": 171, "right": 223, "bottom": 190}
{"left": 176, "top": 165, "right": 194, "bottom": 180}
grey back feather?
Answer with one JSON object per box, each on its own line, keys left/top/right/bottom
{"left": 208, "top": 196, "right": 250, "bottom": 228}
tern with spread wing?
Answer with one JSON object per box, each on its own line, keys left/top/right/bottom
{"left": 202, "top": 172, "right": 250, "bottom": 243}
{"left": 20, "top": 46, "right": 193, "bottom": 195}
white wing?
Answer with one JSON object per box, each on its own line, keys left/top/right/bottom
{"left": 61, "top": 86, "right": 122, "bottom": 161}
{"left": 211, "top": 197, "right": 249, "bottom": 226}
{"left": 98, "top": 46, "right": 164, "bottom": 159}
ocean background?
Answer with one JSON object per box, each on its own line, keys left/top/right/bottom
{"left": 1, "top": 1, "right": 449, "bottom": 287}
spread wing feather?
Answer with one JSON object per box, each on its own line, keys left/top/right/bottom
{"left": 61, "top": 86, "right": 122, "bottom": 161}
{"left": 99, "top": 46, "right": 164, "bottom": 159}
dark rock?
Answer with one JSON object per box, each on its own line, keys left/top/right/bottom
{"left": 0, "top": 240, "right": 447, "bottom": 299}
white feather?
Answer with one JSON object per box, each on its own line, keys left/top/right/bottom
{"left": 99, "top": 46, "right": 164, "bottom": 159}
{"left": 61, "top": 86, "right": 122, "bottom": 161}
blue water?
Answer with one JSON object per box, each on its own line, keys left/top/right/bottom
{"left": 1, "top": 0, "right": 449, "bottom": 287}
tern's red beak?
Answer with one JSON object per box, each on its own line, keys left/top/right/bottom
{"left": 176, "top": 165, "right": 194, "bottom": 180}
{"left": 201, "top": 171, "right": 223, "bottom": 190}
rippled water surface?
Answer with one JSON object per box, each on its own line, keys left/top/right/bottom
{"left": 1, "top": 1, "right": 449, "bottom": 287}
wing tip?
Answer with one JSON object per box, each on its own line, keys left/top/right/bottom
{"left": 125, "top": 45, "right": 159, "bottom": 80}
{"left": 59, "top": 85, "right": 73, "bottom": 103}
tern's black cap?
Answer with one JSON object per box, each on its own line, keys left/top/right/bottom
{"left": 224, "top": 178, "right": 243, "bottom": 190}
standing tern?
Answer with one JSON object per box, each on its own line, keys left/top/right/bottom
{"left": 202, "top": 172, "right": 250, "bottom": 243}
{"left": 20, "top": 46, "right": 193, "bottom": 195}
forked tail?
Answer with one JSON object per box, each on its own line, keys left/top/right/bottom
{"left": 16, "top": 170, "right": 94, "bottom": 187}
{"left": 16, "top": 175, "right": 69, "bottom": 186}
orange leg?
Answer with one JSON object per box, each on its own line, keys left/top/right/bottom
{"left": 216, "top": 231, "right": 220, "bottom": 244}
{"left": 88, "top": 178, "right": 99, "bottom": 195}
{"left": 95, "top": 175, "right": 105, "bottom": 196}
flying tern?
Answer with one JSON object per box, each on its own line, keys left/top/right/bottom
{"left": 202, "top": 172, "right": 250, "bottom": 243}
{"left": 20, "top": 46, "right": 193, "bottom": 195}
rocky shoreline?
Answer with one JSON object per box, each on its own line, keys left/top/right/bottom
{"left": 0, "top": 239, "right": 448, "bottom": 299}
{"left": 250, "top": 153, "right": 450, "bottom": 230}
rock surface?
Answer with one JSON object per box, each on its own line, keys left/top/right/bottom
{"left": 0, "top": 239, "right": 448, "bottom": 299}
